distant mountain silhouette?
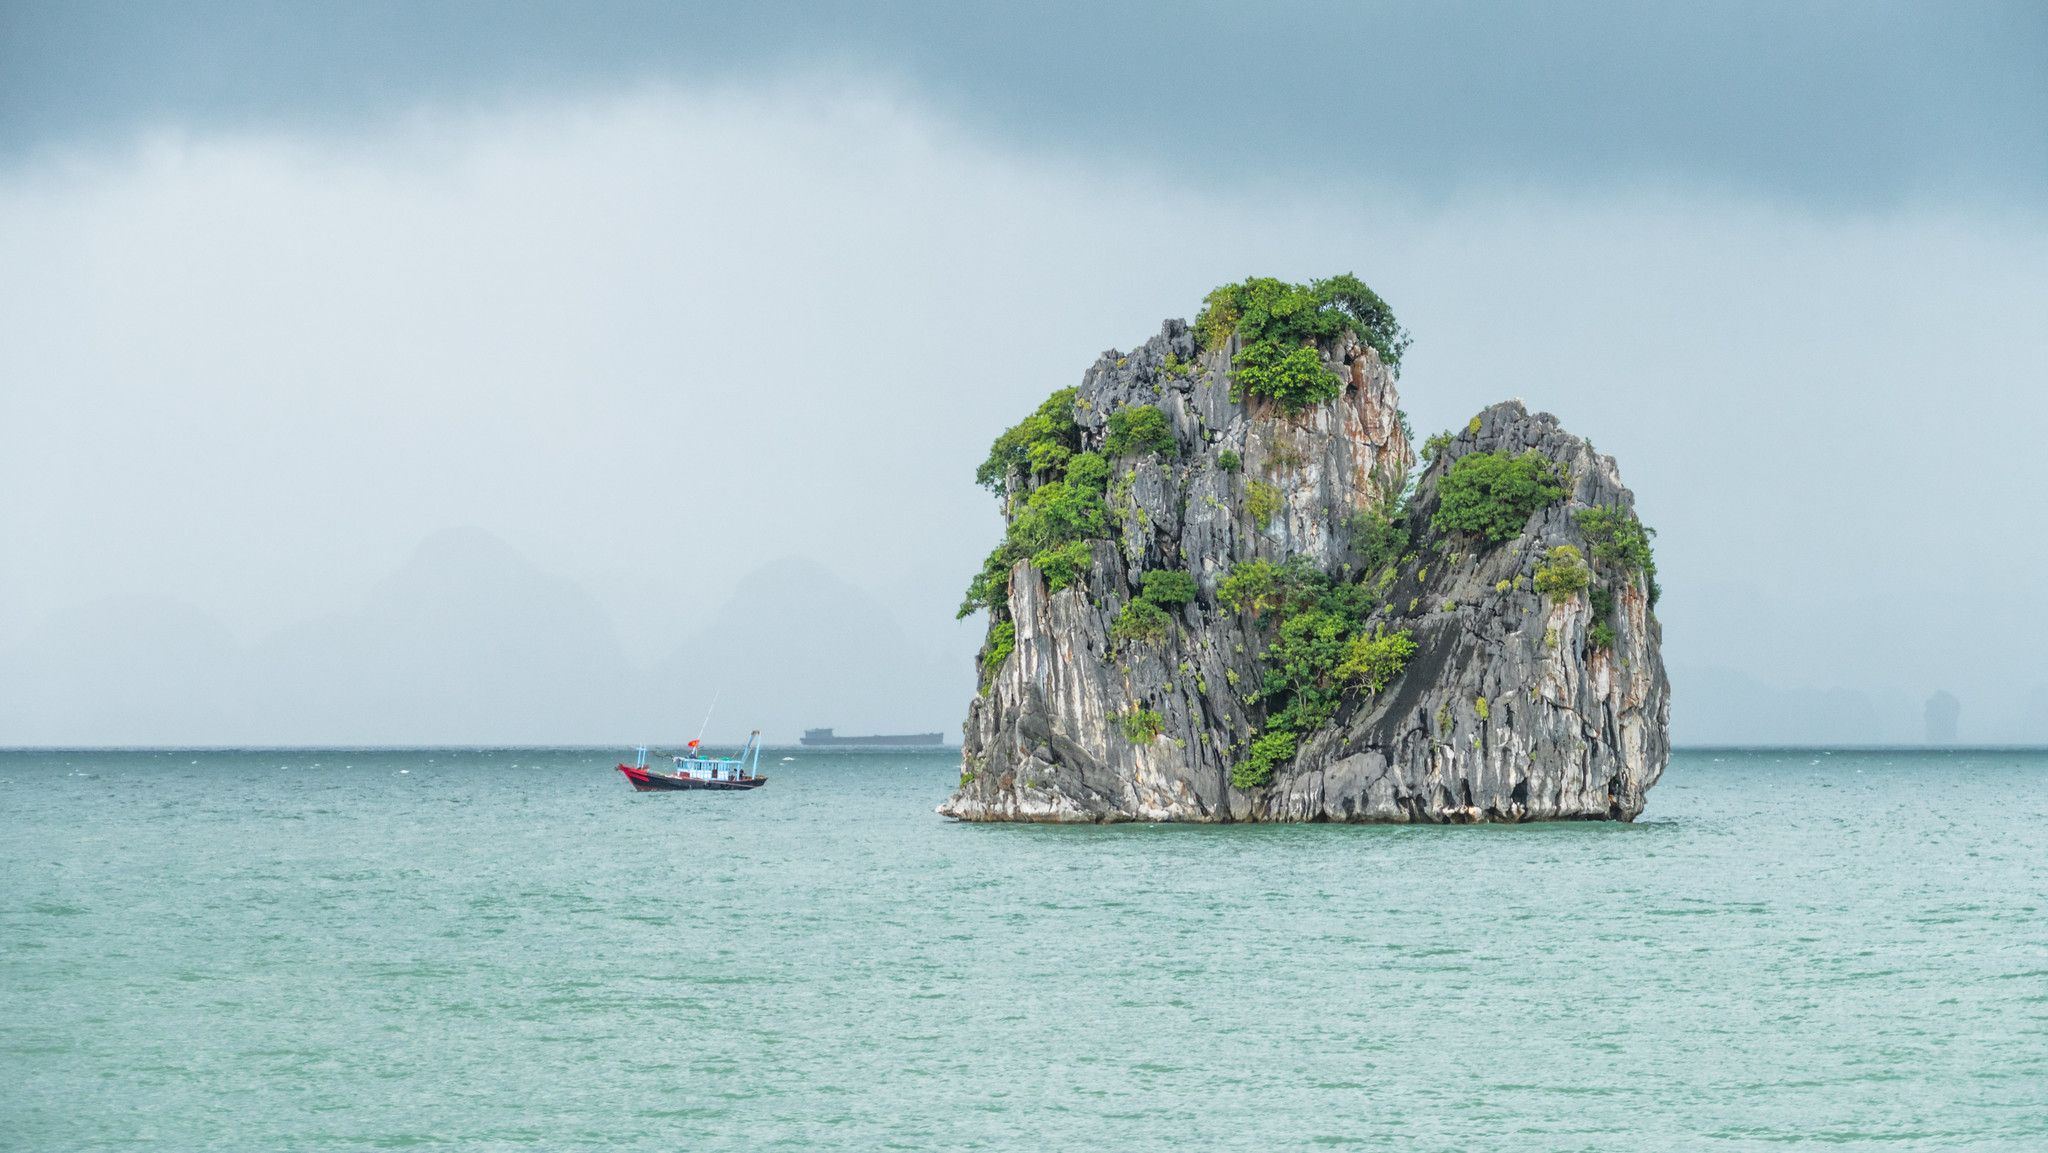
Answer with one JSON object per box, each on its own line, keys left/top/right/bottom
{"left": 246, "top": 527, "right": 640, "bottom": 744}
{"left": 0, "top": 528, "right": 971, "bottom": 746}
{"left": 645, "top": 556, "right": 967, "bottom": 745}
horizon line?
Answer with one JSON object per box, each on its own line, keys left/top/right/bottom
{"left": 0, "top": 743, "right": 2036, "bottom": 754}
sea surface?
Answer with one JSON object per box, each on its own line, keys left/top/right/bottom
{"left": 3, "top": 747, "right": 2045, "bottom": 1151}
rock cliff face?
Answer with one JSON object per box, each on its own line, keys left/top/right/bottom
{"left": 942, "top": 314, "right": 1668, "bottom": 823}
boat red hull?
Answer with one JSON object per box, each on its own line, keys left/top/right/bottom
{"left": 617, "top": 764, "right": 768, "bottom": 792}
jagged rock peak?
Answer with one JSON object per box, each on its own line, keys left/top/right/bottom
{"left": 945, "top": 278, "right": 1667, "bottom": 823}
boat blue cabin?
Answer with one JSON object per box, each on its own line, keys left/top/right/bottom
{"left": 632, "top": 736, "right": 763, "bottom": 783}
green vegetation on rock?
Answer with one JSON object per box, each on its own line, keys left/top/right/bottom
{"left": 1139, "top": 569, "right": 1197, "bottom": 607}
{"left": 978, "top": 620, "right": 1015, "bottom": 691}
{"left": 1195, "top": 274, "right": 1411, "bottom": 413}
{"left": 1105, "top": 405, "right": 1177, "bottom": 458}
{"left": 1218, "top": 557, "right": 1305, "bottom": 618}
{"left": 1111, "top": 598, "right": 1171, "bottom": 646}
{"left": 1109, "top": 568, "right": 1199, "bottom": 649}
{"left": 1588, "top": 585, "right": 1618, "bottom": 650}
{"left": 1575, "top": 507, "right": 1654, "bottom": 572}
{"left": 1576, "top": 505, "right": 1660, "bottom": 606}
{"left": 975, "top": 387, "right": 1080, "bottom": 493}
{"left": 1120, "top": 707, "right": 1165, "bottom": 743}
{"left": 1032, "top": 540, "right": 1094, "bottom": 593}
{"left": 1335, "top": 625, "right": 1418, "bottom": 695}
{"left": 1346, "top": 502, "right": 1411, "bottom": 574}
{"left": 1533, "top": 544, "right": 1590, "bottom": 600}
{"left": 1221, "top": 556, "right": 1416, "bottom": 788}
{"left": 1246, "top": 480, "right": 1283, "bottom": 530}
{"left": 1232, "top": 730, "right": 1297, "bottom": 789}
{"left": 1229, "top": 341, "right": 1338, "bottom": 411}
{"left": 1590, "top": 585, "right": 1615, "bottom": 620}
{"left": 1196, "top": 274, "right": 1410, "bottom": 370}
{"left": 1003, "top": 455, "right": 1110, "bottom": 554}
{"left": 1433, "top": 449, "right": 1569, "bottom": 542}
{"left": 1261, "top": 592, "right": 1369, "bottom": 732}
{"left": 961, "top": 392, "right": 1115, "bottom": 618}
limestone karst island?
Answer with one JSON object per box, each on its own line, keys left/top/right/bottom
{"left": 944, "top": 275, "right": 1670, "bottom": 823}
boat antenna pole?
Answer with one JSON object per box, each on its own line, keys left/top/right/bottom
{"left": 694, "top": 687, "right": 722, "bottom": 746}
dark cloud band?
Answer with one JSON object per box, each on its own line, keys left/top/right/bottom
{"left": 4, "top": 0, "right": 2044, "bottom": 206}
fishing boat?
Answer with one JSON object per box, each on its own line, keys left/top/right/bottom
{"left": 617, "top": 730, "right": 767, "bottom": 792}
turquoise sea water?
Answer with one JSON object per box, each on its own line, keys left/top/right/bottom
{"left": 3, "top": 747, "right": 2045, "bottom": 1151}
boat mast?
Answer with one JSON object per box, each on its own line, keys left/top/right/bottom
{"left": 693, "top": 688, "right": 722, "bottom": 747}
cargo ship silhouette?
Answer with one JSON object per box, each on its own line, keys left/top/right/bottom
{"left": 800, "top": 728, "right": 945, "bottom": 748}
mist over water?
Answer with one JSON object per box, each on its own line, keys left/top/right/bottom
{"left": 5, "top": 747, "right": 2044, "bottom": 1150}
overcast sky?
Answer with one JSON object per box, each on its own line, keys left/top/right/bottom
{"left": 3, "top": 2, "right": 2045, "bottom": 745}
